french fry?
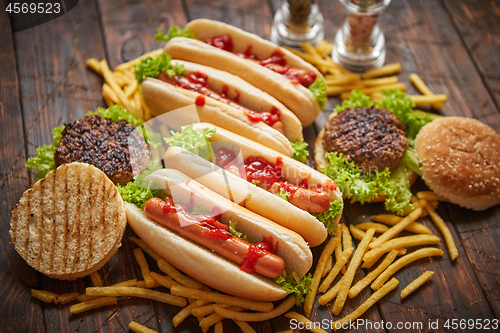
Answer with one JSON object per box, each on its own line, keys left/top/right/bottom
{"left": 234, "top": 321, "right": 257, "bottom": 333}
{"left": 134, "top": 280, "right": 161, "bottom": 289}
{"left": 129, "top": 321, "right": 159, "bottom": 333}
{"left": 327, "top": 84, "right": 364, "bottom": 96}
{"left": 150, "top": 272, "right": 179, "bottom": 289}
{"left": 70, "top": 296, "right": 117, "bottom": 314}
{"left": 86, "top": 58, "right": 103, "bottom": 75}
{"left": 114, "top": 49, "right": 164, "bottom": 72}
{"left": 361, "top": 76, "right": 398, "bottom": 86}
{"left": 213, "top": 295, "right": 296, "bottom": 322}
{"left": 120, "top": 69, "right": 136, "bottom": 81}
{"left": 349, "top": 250, "right": 399, "bottom": 298}
{"left": 276, "top": 331, "right": 294, "bottom": 333}
{"left": 102, "top": 83, "right": 119, "bottom": 105}
{"left": 124, "top": 79, "right": 138, "bottom": 98}
{"left": 318, "top": 275, "right": 344, "bottom": 305}
{"left": 410, "top": 94, "right": 448, "bottom": 106}
{"left": 31, "top": 289, "right": 58, "bottom": 303}
{"left": 302, "top": 42, "right": 328, "bottom": 73}
{"left": 113, "top": 72, "right": 128, "bottom": 87}
{"left": 173, "top": 302, "right": 198, "bottom": 327}
{"left": 129, "top": 237, "right": 162, "bottom": 261}
{"left": 77, "top": 279, "right": 140, "bottom": 302}
{"left": 363, "top": 234, "right": 441, "bottom": 263}
{"left": 349, "top": 224, "right": 377, "bottom": 242}
{"left": 86, "top": 286, "right": 187, "bottom": 307}
{"left": 333, "top": 278, "right": 399, "bottom": 330}
{"left": 342, "top": 224, "right": 353, "bottom": 251}
{"left": 322, "top": 255, "right": 333, "bottom": 278}
{"left": 355, "top": 222, "right": 389, "bottom": 234}
{"left": 54, "top": 292, "right": 79, "bottom": 305}
{"left": 214, "top": 322, "right": 223, "bottom": 333}
{"left": 426, "top": 206, "right": 459, "bottom": 261}
{"left": 409, "top": 73, "right": 443, "bottom": 109}
{"left": 191, "top": 304, "right": 217, "bottom": 317}
{"left": 333, "top": 228, "right": 376, "bottom": 315}
{"left": 133, "top": 90, "right": 143, "bottom": 118}
{"left": 133, "top": 248, "right": 155, "bottom": 288}
{"left": 90, "top": 272, "right": 103, "bottom": 287}
{"left": 318, "top": 249, "right": 352, "bottom": 293}
{"left": 371, "top": 247, "right": 443, "bottom": 290}
{"left": 369, "top": 208, "right": 423, "bottom": 249}
{"left": 362, "top": 63, "right": 401, "bottom": 79}
{"left": 199, "top": 313, "right": 224, "bottom": 332}
{"left": 100, "top": 59, "right": 135, "bottom": 113}
{"left": 304, "top": 224, "right": 342, "bottom": 317}
{"left": 283, "top": 46, "right": 333, "bottom": 68}
{"left": 157, "top": 259, "right": 203, "bottom": 289}
{"left": 401, "top": 271, "right": 435, "bottom": 299}
{"left": 417, "top": 191, "right": 449, "bottom": 202}
{"left": 170, "top": 284, "right": 273, "bottom": 312}
{"left": 371, "top": 214, "right": 431, "bottom": 234}
{"left": 324, "top": 73, "right": 361, "bottom": 86}
{"left": 285, "top": 312, "right": 328, "bottom": 333}
{"left": 361, "top": 248, "right": 407, "bottom": 269}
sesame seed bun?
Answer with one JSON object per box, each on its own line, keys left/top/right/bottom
{"left": 415, "top": 117, "right": 500, "bottom": 210}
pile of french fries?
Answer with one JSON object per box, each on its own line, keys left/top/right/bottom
{"left": 286, "top": 41, "right": 448, "bottom": 108}
{"left": 298, "top": 190, "right": 457, "bottom": 332}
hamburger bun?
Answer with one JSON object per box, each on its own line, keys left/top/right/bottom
{"left": 415, "top": 116, "right": 500, "bottom": 210}
{"left": 10, "top": 162, "right": 127, "bottom": 280}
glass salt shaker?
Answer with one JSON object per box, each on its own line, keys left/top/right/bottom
{"left": 271, "top": 0, "right": 325, "bottom": 48}
{"left": 332, "top": 0, "right": 391, "bottom": 72}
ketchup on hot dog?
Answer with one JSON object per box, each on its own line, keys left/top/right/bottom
{"left": 145, "top": 197, "right": 285, "bottom": 278}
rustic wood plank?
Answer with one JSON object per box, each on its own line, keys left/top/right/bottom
{"left": 442, "top": 0, "right": 500, "bottom": 112}
{"left": 0, "top": 4, "right": 45, "bottom": 333}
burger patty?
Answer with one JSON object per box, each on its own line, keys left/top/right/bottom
{"left": 55, "top": 114, "right": 150, "bottom": 185}
{"left": 322, "top": 107, "right": 408, "bottom": 172}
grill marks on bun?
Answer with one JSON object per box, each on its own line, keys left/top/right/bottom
{"left": 10, "top": 162, "right": 127, "bottom": 280}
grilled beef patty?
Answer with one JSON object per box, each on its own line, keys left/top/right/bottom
{"left": 54, "top": 114, "right": 150, "bottom": 185}
{"left": 322, "top": 107, "right": 408, "bottom": 172}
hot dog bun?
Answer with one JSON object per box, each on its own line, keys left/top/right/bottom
{"left": 164, "top": 145, "right": 329, "bottom": 247}
{"left": 125, "top": 203, "right": 288, "bottom": 301}
{"left": 193, "top": 123, "right": 343, "bottom": 204}
{"left": 141, "top": 77, "right": 294, "bottom": 157}
{"left": 144, "top": 169, "right": 313, "bottom": 278}
{"left": 165, "top": 19, "right": 322, "bottom": 127}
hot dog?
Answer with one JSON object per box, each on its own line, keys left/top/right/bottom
{"left": 163, "top": 19, "right": 327, "bottom": 127}
{"left": 163, "top": 123, "right": 344, "bottom": 247}
{"left": 137, "top": 56, "right": 303, "bottom": 156}
{"left": 125, "top": 168, "right": 313, "bottom": 301}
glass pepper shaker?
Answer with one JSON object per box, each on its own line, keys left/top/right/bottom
{"left": 271, "top": 0, "right": 325, "bottom": 48}
{"left": 332, "top": 0, "right": 391, "bottom": 72}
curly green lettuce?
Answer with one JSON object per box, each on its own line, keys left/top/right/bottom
{"left": 116, "top": 163, "right": 163, "bottom": 209}
{"left": 311, "top": 200, "right": 343, "bottom": 234}
{"left": 164, "top": 124, "right": 216, "bottom": 162}
{"left": 335, "top": 90, "right": 374, "bottom": 113}
{"left": 134, "top": 53, "right": 184, "bottom": 83}
{"left": 155, "top": 26, "right": 195, "bottom": 42}
{"left": 274, "top": 188, "right": 290, "bottom": 201}
{"left": 291, "top": 140, "right": 309, "bottom": 164}
{"left": 26, "top": 125, "right": 65, "bottom": 180}
{"left": 86, "top": 104, "right": 143, "bottom": 127}
{"left": 321, "top": 152, "right": 412, "bottom": 215}
{"left": 275, "top": 272, "right": 313, "bottom": 306}
{"left": 308, "top": 76, "right": 327, "bottom": 110}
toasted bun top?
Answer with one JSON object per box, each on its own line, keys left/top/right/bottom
{"left": 415, "top": 116, "right": 500, "bottom": 210}
{"left": 10, "top": 162, "right": 127, "bottom": 280}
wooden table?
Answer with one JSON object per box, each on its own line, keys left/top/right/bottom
{"left": 1, "top": 0, "right": 499, "bottom": 332}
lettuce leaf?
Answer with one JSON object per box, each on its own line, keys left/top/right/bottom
{"left": 275, "top": 272, "right": 313, "bottom": 306}
{"left": 321, "top": 152, "right": 412, "bottom": 214}
{"left": 86, "top": 105, "right": 143, "bottom": 127}
{"left": 26, "top": 125, "right": 65, "bottom": 180}
{"left": 164, "top": 124, "right": 216, "bottom": 162}
{"left": 335, "top": 90, "right": 374, "bottom": 113}
{"left": 291, "top": 140, "right": 309, "bottom": 164}
{"left": 116, "top": 163, "right": 163, "bottom": 209}
{"left": 274, "top": 188, "right": 290, "bottom": 201}
{"left": 135, "top": 53, "right": 184, "bottom": 83}
{"left": 308, "top": 76, "right": 327, "bottom": 110}
{"left": 155, "top": 26, "right": 195, "bottom": 42}
{"left": 310, "top": 200, "right": 342, "bottom": 234}
{"left": 377, "top": 89, "right": 434, "bottom": 144}
{"left": 403, "top": 146, "right": 421, "bottom": 176}
{"left": 228, "top": 221, "right": 248, "bottom": 241}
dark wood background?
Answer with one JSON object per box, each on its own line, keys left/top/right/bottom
{"left": 1, "top": 0, "right": 499, "bottom": 332}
